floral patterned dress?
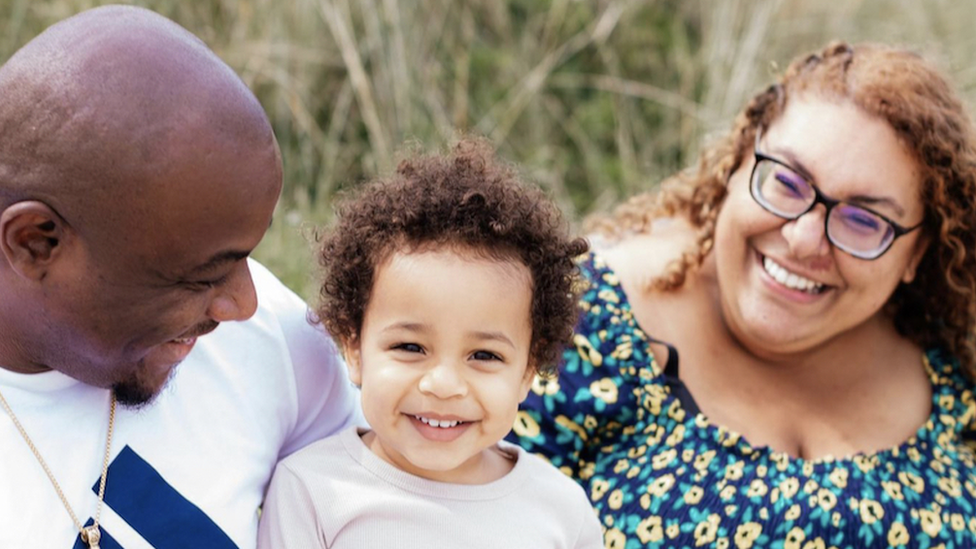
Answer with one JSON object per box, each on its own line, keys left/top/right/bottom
{"left": 508, "top": 252, "right": 976, "bottom": 549}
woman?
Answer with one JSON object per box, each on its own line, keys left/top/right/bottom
{"left": 510, "top": 42, "right": 976, "bottom": 548}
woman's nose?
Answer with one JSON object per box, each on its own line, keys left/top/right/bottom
{"left": 781, "top": 205, "right": 831, "bottom": 260}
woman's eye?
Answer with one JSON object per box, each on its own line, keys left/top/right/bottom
{"left": 471, "top": 350, "right": 501, "bottom": 361}
{"left": 775, "top": 171, "right": 807, "bottom": 198}
{"left": 393, "top": 343, "right": 424, "bottom": 353}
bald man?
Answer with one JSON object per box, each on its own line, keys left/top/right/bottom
{"left": 0, "top": 6, "right": 359, "bottom": 549}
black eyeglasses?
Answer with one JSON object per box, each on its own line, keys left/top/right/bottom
{"left": 749, "top": 130, "right": 924, "bottom": 260}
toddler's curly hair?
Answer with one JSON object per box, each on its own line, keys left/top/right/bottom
{"left": 316, "top": 137, "right": 589, "bottom": 377}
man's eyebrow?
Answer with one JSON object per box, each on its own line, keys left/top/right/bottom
{"left": 769, "top": 147, "right": 907, "bottom": 219}
{"left": 186, "top": 250, "right": 251, "bottom": 276}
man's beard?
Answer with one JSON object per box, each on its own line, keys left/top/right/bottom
{"left": 112, "top": 364, "right": 177, "bottom": 409}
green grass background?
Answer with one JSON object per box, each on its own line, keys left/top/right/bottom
{"left": 3, "top": 0, "right": 975, "bottom": 300}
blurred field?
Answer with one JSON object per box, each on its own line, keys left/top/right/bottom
{"left": 3, "top": 0, "right": 975, "bottom": 299}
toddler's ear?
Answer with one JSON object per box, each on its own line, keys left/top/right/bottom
{"left": 341, "top": 337, "right": 363, "bottom": 386}
{"left": 518, "top": 366, "right": 536, "bottom": 403}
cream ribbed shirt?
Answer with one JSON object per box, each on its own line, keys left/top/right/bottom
{"left": 257, "top": 426, "right": 603, "bottom": 548}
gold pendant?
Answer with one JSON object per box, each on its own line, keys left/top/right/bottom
{"left": 81, "top": 525, "right": 101, "bottom": 549}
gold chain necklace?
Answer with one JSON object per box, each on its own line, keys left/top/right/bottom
{"left": 0, "top": 387, "right": 115, "bottom": 549}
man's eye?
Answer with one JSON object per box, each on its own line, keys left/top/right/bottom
{"left": 185, "top": 275, "right": 228, "bottom": 291}
{"left": 471, "top": 350, "right": 501, "bottom": 361}
{"left": 392, "top": 343, "right": 424, "bottom": 353}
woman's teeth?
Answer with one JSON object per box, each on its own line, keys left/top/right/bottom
{"left": 414, "top": 415, "right": 462, "bottom": 428}
{"left": 763, "top": 257, "right": 824, "bottom": 294}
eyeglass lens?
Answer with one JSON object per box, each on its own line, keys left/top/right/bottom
{"left": 751, "top": 159, "right": 895, "bottom": 257}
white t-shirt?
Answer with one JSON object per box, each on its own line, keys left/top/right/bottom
{"left": 257, "top": 426, "right": 604, "bottom": 549}
{"left": 0, "top": 260, "right": 362, "bottom": 549}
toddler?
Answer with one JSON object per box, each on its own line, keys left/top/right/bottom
{"left": 257, "top": 138, "right": 601, "bottom": 548}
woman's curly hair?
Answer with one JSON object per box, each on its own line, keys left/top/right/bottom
{"left": 316, "top": 137, "right": 589, "bottom": 377}
{"left": 589, "top": 42, "right": 976, "bottom": 380}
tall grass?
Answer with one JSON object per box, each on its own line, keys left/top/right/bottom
{"left": 3, "top": 0, "right": 976, "bottom": 298}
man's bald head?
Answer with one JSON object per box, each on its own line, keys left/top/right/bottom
{"left": 0, "top": 6, "right": 283, "bottom": 400}
{"left": 0, "top": 5, "right": 278, "bottom": 242}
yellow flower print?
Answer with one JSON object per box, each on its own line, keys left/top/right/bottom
{"left": 725, "top": 461, "right": 744, "bottom": 481}
{"left": 666, "top": 424, "right": 686, "bottom": 446}
{"left": 906, "top": 447, "right": 922, "bottom": 463}
{"left": 666, "top": 524, "right": 680, "bottom": 539}
{"left": 759, "top": 507, "right": 769, "bottom": 520}
{"left": 589, "top": 378, "right": 618, "bottom": 405}
{"left": 530, "top": 375, "right": 561, "bottom": 396}
{"left": 882, "top": 480, "right": 904, "bottom": 501}
{"left": 783, "top": 526, "right": 805, "bottom": 549}
{"left": 627, "top": 466, "right": 640, "bottom": 479}
{"left": 584, "top": 415, "right": 598, "bottom": 430}
{"left": 938, "top": 476, "right": 962, "bottom": 498}
{"left": 591, "top": 479, "right": 610, "bottom": 502}
{"left": 725, "top": 504, "right": 738, "bottom": 516}
{"left": 853, "top": 454, "right": 876, "bottom": 473}
{"left": 555, "top": 415, "right": 589, "bottom": 441}
{"left": 939, "top": 393, "right": 955, "bottom": 411}
{"left": 720, "top": 485, "right": 737, "bottom": 501}
{"left": 816, "top": 489, "right": 837, "bottom": 511}
{"left": 733, "top": 522, "right": 762, "bottom": 549}
{"left": 693, "top": 514, "right": 721, "bottom": 547}
{"left": 828, "top": 468, "right": 848, "bottom": 489}
{"left": 610, "top": 341, "right": 633, "bottom": 360}
{"left": 747, "top": 479, "right": 768, "bottom": 498}
{"left": 802, "top": 479, "right": 819, "bottom": 494}
{"left": 667, "top": 401, "right": 686, "bottom": 422}
{"left": 627, "top": 443, "right": 648, "bottom": 459}
{"left": 779, "top": 477, "right": 800, "bottom": 499}
{"left": 801, "top": 538, "right": 825, "bottom": 549}
{"left": 604, "top": 528, "right": 626, "bottom": 549}
{"left": 613, "top": 459, "right": 629, "bottom": 474}
{"left": 685, "top": 485, "right": 705, "bottom": 505}
{"left": 694, "top": 450, "right": 716, "bottom": 471}
{"left": 898, "top": 471, "right": 925, "bottom": 493}
{"left": 644, "top": 385, "right": 667, "bottom": 414}
{"left": 512, "top": 411, "right": 540, "bottom": 438}
{"left": 652, "top": 448, "right": 677, "bottom": 470}
{"left": 579, "top": 461, "right": 595, "bottom": 481}
{"left": 859, "top": 499, "right": 884, "bottom": 525}
{"left": 785, "top": 504, "right": 802, "bottom": 521}
{"left": 887, "top": 522, "right": 909, "bottom": 547}
{"left": 597, "top": 288, "right": 621, "bottom": 304}
{"left": 802, "top": 462, "right": 814, "bottom": 477}
{"left": 969, "top": 516, "right": 976, "bottom": 534}
{"left": 918, "top": 508, "right": 943, "bottom": 537}
{"left": 608, "top": 489, "right": 624, "bottom": 510}
{"left": 639, "top": 493, "right": 651, "bottom": 510}
{"left": 951, "top": 513, "right": 965, "bottom": 532}
{"left": 574, "top": 334, "right": 603, "bottom": 367}
{"left": 756, "top": 465, "right": 768, "bottom": 477}
{"left": 635, "top": 516, "right": 664, "bottom": 544}
{"left": 682, "top": 448, "right": 695, "bottom": 463}
{"left": 647, "top": 474, "right": 676, "bottom": 497}
{"left": 717, "top": 539, "right": 729, "bottom": 549}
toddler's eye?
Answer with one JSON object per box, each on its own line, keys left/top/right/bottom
{"left": 472, "top": 350, "right": 501, "bottom": 361}
{"left": 393, "top": 343, "right": 424, "bottom": 353}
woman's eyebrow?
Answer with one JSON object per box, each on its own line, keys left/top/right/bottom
{"left": 766, "top": 146, "right": 907, "bottom": 219}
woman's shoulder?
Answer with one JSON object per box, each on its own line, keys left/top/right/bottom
{"left": 593, "top": 216, "right": 698, "bottom": 287}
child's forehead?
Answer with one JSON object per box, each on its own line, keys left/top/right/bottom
{"left": 375, "top": 239, "right": 527, "bottom": 270}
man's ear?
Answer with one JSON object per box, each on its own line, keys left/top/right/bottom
{"left": 340, "top": 336, "right": 363, "bottom": 387}
{"left": 0, "top": 201, "right": 69, "bottom": 281}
